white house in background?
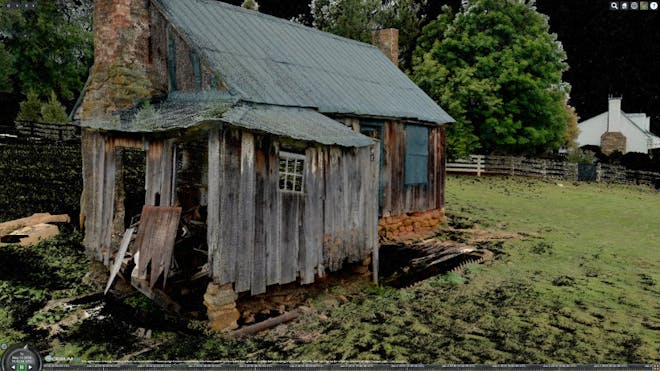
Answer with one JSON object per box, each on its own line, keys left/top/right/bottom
{"left": 577, "top": 97, "right": 660, "bottom": 154}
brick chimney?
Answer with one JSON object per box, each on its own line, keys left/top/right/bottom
{"left": 80, "top": 0, "right": 156, "bottom": 119}
{"left": 371, "top": 28, "right": 399, "bottom": 66}
{"left": 602, "top": 96, "right": 626, "bottom": 154}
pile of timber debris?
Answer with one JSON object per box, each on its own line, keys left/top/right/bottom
{"left": 379, "top": 239, "right": 494, "bottom": 288}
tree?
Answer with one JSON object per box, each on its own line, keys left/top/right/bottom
{"left": 40, "top": 91, "right": 68, "bottom": 123}
{"left": 16, "top": 90, "right": 42, "bottom": 122}
{"left": 309, "top": 0, "right": 425, "bottom": 71}
{"left": 0, "top": 0, "right": 92, "bottom": 100}
{"left": 241, "top": 0, "right": 260, "bottom": 11}
{"left": 412, "top": 0, "right": 571, "bottom": 157}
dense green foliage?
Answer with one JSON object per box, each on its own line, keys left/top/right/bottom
{"left": 0, "top": 141, "right": 82, "bottom": 222}
{"left": 0, "top": 0, "right": 92, "bottom": 108}
{"left": 309, "top": 0, "right": 424, "bottom": 70}
{"left": 412, "top": 0, "right": 570, "bottom": 157}
{"left": 40, "top": 91, "right": 70, "bottom": 123}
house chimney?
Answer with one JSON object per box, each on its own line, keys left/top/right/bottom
{"left": 607, "top": 96, "right": 622, "bottom": 132}
{"left": 80, "top": 0, "right": 155, "bottom": 119}
{"left": 371, "top": 28, "right": 399, "bottom": 66}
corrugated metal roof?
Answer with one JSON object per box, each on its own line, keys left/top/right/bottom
{"left": 80, "top": 92, "right": 372, "bottom": 147}
{"left": 80, "top": 91, "right": 237, "bottom": 132}
{"left": 154, "top": 0, "right": 454, "bottom": 125}
{"left": 221, "top": 104, "right": 374, "bottom": 147}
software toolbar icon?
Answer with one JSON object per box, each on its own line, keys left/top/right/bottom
{"left": 651, "top": 1, "right": 659, "bottom": 9}
{"left": 640, "top": 1, "right": 649, "bottom": 9}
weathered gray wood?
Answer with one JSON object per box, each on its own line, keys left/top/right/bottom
{"left": 280, "top": 192, "right": 301, "bottom": 284}
{"left": 131, "top": 205, "right": 181, "bottom": 288}
{"left": 265, "top": 142, "right": 281, "bottom": 285}
{"left": 235, "top": 132, "right": 255, "bottom": 293}
{"left": 252, "top": 143, "right": 267, "bottom": 295}
{"left": 300, "top": 147, "right": 322, "bottom": 284}
{"left": 219, "top": 129, "right": 241, "bottom": 284}
{"left": 101, "top": 140, "right": 116, "bottom": 266}
{"left": 145, "top": 141, "right": 162, "bottom": 206}
{"left": 369, "top": 144, "right": 380, "bottom": 283}
{"left": 105, "top": 227, "right": 135, "bottom": 295}
{"left": 207, "top": 128, "right": 222, "bottom": 282}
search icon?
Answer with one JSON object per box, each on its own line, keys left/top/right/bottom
{"left": 610, "top": 1, "right": 619, "bottom": 9}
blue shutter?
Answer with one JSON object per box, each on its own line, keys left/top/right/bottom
{"left": 405, "top": 125, "right": 429, "bottom": 185}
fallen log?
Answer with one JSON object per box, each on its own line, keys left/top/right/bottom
{"left": 231, "top": 309, "right": 301, "bottom": 337}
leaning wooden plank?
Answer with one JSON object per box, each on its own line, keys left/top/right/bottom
{"left": 105, "top": 227, "right": 135, "bottom": 295}
{"left": 148, "top": 206, "right": 181, "bottom": 288}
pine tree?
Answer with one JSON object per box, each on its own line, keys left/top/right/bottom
{"left": 16, "top": 90, "right": 42, "bottom": 122}
{"left": 40, "top": 91, "right": 68, "bottom": 123}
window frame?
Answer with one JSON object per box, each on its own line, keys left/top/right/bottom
{"left": 278, "top": 151, "right": 306, "bottom": 194}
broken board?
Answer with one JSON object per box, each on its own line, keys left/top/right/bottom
{"left": 132, "top": 206, "right": 182, "bottom": 288}
{"left": 104, "top": 227, "right": 135, "bottom": 295}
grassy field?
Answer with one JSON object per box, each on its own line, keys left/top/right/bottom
{"left": 1, "top": 176, "right": 658, "bottom": 363}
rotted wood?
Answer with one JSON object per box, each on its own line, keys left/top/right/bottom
{"left": 380, "top": 239, "right": 493, "bottom": 288}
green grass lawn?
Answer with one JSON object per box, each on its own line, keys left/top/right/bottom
{"left": 2, "top": 176, "right": 658, "bottom": 363}
{"left": 239, "top": 175, "right": 659, "bottom": 363}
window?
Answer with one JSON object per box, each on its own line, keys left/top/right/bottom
{"left": 279, "top": 151, "right": 305, "bottom": 193}
{"left": 405, "top": 125, "right": 429, "bottom": 185}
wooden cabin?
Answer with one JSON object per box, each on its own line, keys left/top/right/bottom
{"left": 78, "top": 0, "right": 453, "bottom": 329}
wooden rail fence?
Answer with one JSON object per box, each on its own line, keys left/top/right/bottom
{"left": 447, "top": 155, "right": 659, "bottom": 188}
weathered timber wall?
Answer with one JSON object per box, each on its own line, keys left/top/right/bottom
{"left": 82, "top": 130, "right": 177, "bottom": 263}
{"left": 380, "top": 122, "right": 446, "bottom": 216}
{"left": 0, "top": 140, "right": 82, "bottom": 222}
{"left": 207, "top": 127, "right": 379, "bottom": 295}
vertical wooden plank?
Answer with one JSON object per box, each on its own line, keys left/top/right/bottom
{"left": 265, "top": 141, "right": 281, "bottom": 285}
{"left": 428, "top": 128, "right": 438, "bottom": 210}
{"left": 145, "top": 141, "right": 163, "bottom": 206}
{"left": 252, "top": 142, "right": 267, "bottom": 295}
{"left": 236, "top": 132, "right": 255, "bottom": 293}
{"left": 301, "top": 147, "right": 323, "bottom": 284}
{"left": 322, "top": 148, "right": 342, "bottom": 271}
{"left": 369, "top": 143, "right": 380, "bottom": 283}
{"left": 219, "top": 128, "right": 240, "bottom": 284}
{"left": 437, "top": 127, "right": 447, "bottom": 210}
{"left": 81, "top": 131, "right": 99, "bottom": 258}
{"left": 101, "top": 139, "right": 116, "bottom": 266}
{"left": 280, "top": 192, "right": 300, "bottom": 283}
{"left": 93, "top": 136, "right": 106, "bottom": 262}
{"left": 207, "top": 127, "right": 221, "bottom": 282}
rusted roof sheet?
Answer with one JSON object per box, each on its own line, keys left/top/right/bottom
{"left": 221, "top": 104, "right": 374, "bottom": 148}
{"left": 154, "top": 0, "right": 454, "bottom": 126}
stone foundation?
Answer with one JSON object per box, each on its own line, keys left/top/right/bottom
{"left": 204, "top": 283, "right": 240, "bottom": 332}
{"left": 378, "top": 208, "right": 445, "bottom": 242}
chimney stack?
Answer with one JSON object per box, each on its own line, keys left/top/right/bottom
{"left": 81, "top": 0, "right": 155, "bottom": 119}
{"left": 607, "top": 96, "right": 622, "bottom": 132}
{"left": 371, "top": 28, "right": 399, "bottom": 66}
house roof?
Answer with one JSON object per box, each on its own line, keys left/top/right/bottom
{"left": 80, "top": 92, "right": 373, "bottom": 147}
{"left": 153, "top": 0, "right": 453, "bottom": 125}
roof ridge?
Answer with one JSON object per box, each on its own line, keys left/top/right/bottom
{"left": 155, "top": 0, "right": 382, "bottom": 52}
